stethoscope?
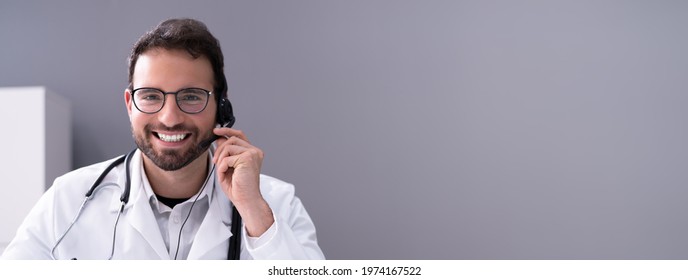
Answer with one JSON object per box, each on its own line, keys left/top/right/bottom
{"left": 50, "top": 148, "right": 242, "bottom": 260}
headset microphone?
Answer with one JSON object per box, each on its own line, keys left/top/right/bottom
{"left": 198, "top": 135, "right": 221, "bottom": 150}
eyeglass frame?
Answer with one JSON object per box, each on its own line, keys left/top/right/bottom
{"left": 129, "top": 87, "right": 215, "bottom": 114}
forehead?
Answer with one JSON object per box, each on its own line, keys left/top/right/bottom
{"left": 132, "top": 48, "right": 214, "bottom": 90}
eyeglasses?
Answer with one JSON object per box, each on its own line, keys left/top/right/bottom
{"left": 130, "top": 87, "right": 214, "bottom": 114}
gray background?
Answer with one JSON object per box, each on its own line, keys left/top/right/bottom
{"left": 2, "top": 0, "right": 688, "bottom": 259}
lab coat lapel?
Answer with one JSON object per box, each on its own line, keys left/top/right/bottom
{"left": 125, "top": 151, "right": 170, "bottom": 259}
{"left": 187, "top": 179, "right": 234, "bottom": 259}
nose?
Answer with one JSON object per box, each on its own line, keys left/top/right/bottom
{"left": 156, "top": 94, "right": 185, "bottom": 127}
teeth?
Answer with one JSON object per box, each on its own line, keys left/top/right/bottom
{"left": 158, "top": 133, "right": 187, "bottom": 142}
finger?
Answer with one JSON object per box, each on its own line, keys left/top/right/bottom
{"left": 213, "top": 144, "right": 250, "bottom": 164}
{"left": 213, "top": 127, "right": 249, "bottom": 142}
{"left": 217, "top": 135, "right": 254, "bottom": 150}
{"left": 213, "top": 136, "right": 257, "bottom": 163}
{"left": 215, "top": 158, "right": 233, "bottom": 187}
{"left": 216, "top": 154, "right": 241, "bottom": 179}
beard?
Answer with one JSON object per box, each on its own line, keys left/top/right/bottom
{"left": 133, "top": 123, "right": 215, "bottom": 171}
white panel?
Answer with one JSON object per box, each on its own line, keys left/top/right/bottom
{"left": 0, "top": 87, "right": 71, "bottom": 248}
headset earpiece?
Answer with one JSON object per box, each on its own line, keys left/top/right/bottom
{"left": 217, "top": 97, "right": 235, "bottom": 128}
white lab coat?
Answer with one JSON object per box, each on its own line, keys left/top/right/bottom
{"left": 1, "top": 150, "right": 324, "bottom": 260}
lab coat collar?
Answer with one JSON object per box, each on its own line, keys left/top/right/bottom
{"left": 187, "top": 153, "right": 236, "bottom": 259}
{"left": 187, "top": 181, "right": 234, "bottom": 259}
{"left": 140, "top": 155, "right": 216, "bottom": 214}
{"left": 123, "top": 149, "right": 169, "bottom": 259}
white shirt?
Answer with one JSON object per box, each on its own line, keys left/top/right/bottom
{"left": 140, "top": 157, "right": 213, "bottom": 259}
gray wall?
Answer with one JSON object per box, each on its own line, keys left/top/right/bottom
{"left": 2, "top": 0, "right": 688, "bottom": 259}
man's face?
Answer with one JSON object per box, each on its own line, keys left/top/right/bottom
{"left": 125, "top": 48, "right": 217, "bottom": 171}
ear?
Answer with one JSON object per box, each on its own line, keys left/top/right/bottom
{"left": 124, "top": 89, "right": 133, "bottom": 119}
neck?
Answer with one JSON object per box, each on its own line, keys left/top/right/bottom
{"left": 142, "top": 151, "right": 210, "bottom": 198}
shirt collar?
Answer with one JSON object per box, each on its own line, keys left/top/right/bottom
{"left": 138, "top": 154, "right": 216, "bottom": 213}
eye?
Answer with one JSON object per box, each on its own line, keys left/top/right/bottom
{"left": 135, "top": 89, "right": 163, "bottom": 101}
{"left": 178, "top": 89, "right": 208, "bottom": 102}
{"left": 141, "top": 94, "right": 162, "bottom": 101}
{"left": 178, "top": 94, "right": 202, "bottom": 101}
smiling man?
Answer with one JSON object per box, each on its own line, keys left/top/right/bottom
{"left": 1, "top": 18, "right": 324, "bottom": 260}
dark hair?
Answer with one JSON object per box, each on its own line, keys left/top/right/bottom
{"left": 127, "top": 18, "right": 227, "bottom": 102}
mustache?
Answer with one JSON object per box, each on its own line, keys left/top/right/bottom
{"left": 144, "top": 123, "right": 197, "bottom": 132}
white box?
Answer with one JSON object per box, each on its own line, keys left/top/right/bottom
{"left": 0, "top": 86, "right": 71, "bottom": 253}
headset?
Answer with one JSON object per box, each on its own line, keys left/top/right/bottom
{"left": 50, "top": 92, "right": 242, "bottom": 260}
